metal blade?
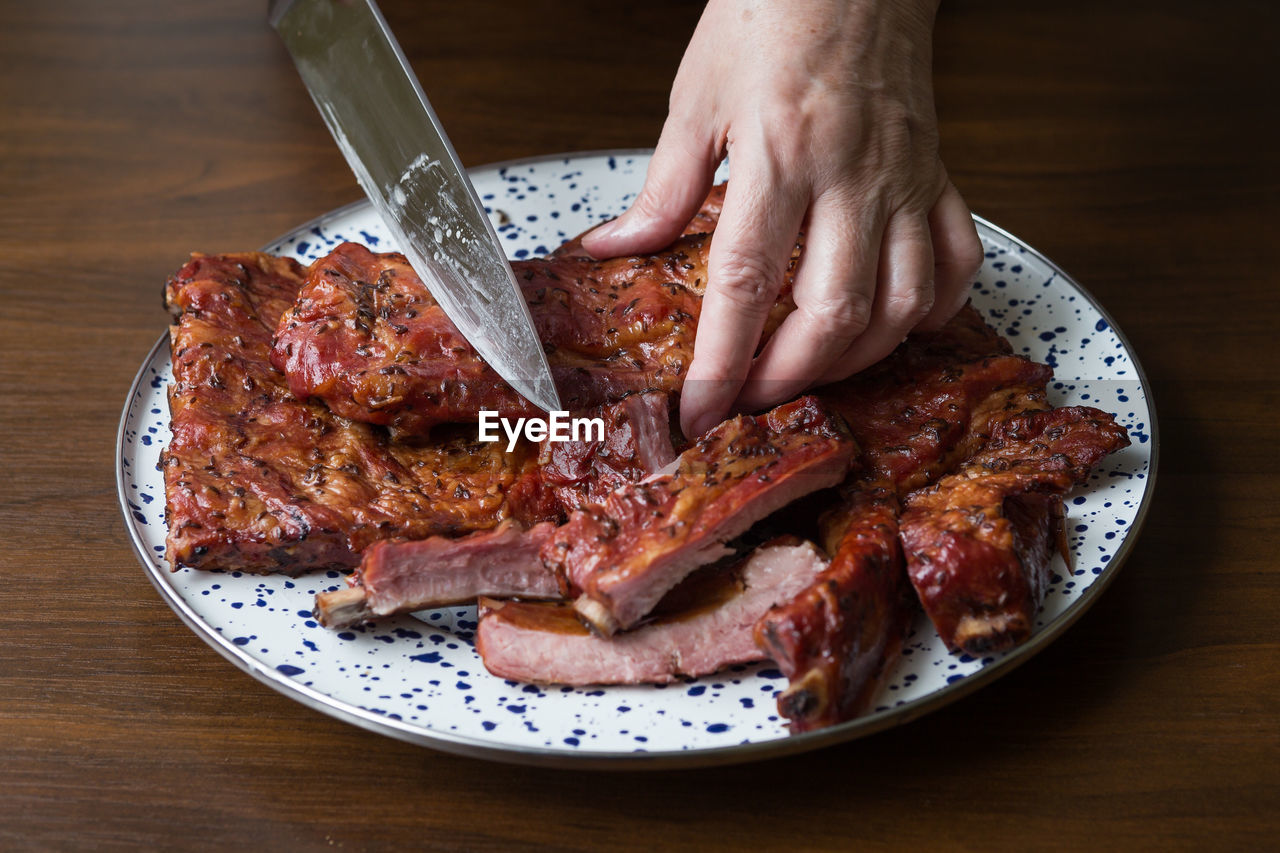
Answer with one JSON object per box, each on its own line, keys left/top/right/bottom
{"left": 270, "top": 0, "right": 562, "bottom": 414}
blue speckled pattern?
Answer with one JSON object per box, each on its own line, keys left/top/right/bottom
{"left": 118, "top": 151, "right": 1154, "bottom": 762}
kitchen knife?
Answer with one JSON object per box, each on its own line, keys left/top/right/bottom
{"left": 269, "top": 0, "right": 563, "bottom": 415}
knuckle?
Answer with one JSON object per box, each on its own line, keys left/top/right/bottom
{"left": 765, "top": 113, "right": 811, "bottom": 163}
{"left": 800, "top": 291, "right": 874, "bottom": 338}
{"left": 878, "top": 103, "right": 914, "bottom": 148}
{"left": 884, "top": 286, "right": 935, "bottom": 326}
{"left": 713, "top": 251, "right": 783, "bottom": 312}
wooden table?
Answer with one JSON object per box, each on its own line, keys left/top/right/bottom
{"left": 2, "top": 1, "right": 1275, "bottom": 848}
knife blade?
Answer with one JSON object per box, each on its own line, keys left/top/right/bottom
{"left": 269, "top": 0, "right": 563, "bottom": 415}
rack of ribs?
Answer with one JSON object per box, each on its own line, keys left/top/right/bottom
{"left": 160, "top": 180, "right": 1136, "bottom": 734}
{"left": 162, "top": 252, "right": 561, "bottom": 575}
{"left": 163, "top": 244, "right": 687, "bottom": 575}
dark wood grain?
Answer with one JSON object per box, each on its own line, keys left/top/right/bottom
{"left": 1, "top": 0, "right": 1276, "bottom": 849}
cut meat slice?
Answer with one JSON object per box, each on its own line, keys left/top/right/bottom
{"left": 162, "top": 252, "right": 559, "bottom": 575}
{"left": 476, "top": 539, "right": 829, "bottom": 685}
{"left": 902, "top": 473, "right": 1069, "bottom": 655}
{"left": 311, "top": 393, "right": 680, "bottom": 627}
{"left": 755, "top": 482, "right": 914, "bottom": 732}
{"left": 543, "top": 396, "right": 856, "bottom": 635}
{"left": 966, "top": 405, "right": 1133, "bottom": 481}
{"left": 313, "top": 521, "right": 560, "bottom": 628}
{"left": 901, "top": 406, "right": 1131, "bottom": 654}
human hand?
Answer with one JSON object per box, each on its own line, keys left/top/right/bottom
{"left": 581, "top": 0, "right": 984, "bottom": 438}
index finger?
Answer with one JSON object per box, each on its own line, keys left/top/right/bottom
{"left": 680, "top": 161, "right": 808, "bottom": 437}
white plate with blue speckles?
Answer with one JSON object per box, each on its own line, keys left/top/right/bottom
{"left": 118, "top": 150, "right": 1157, "bottom": 768}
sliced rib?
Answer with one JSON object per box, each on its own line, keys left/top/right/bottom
{"left": 819, "top": 304, "right": 1053, "bottom": 494}
{"left": 543, "top": 396, "right": 856, "bottom": 635}
{"left": 755, "top": 482, "right": 914, "bottom": 732}
{"left": 476, "top": 539, "right": 829, "bottom": 685}
{"left": 312, "top": 392, "right": 679, "bottom": 627}
{"left": 313, "top": 520, "right": 561, "bottom": 629}
{"left": 901, "top": 406, "right": 1131, "bottom": 654}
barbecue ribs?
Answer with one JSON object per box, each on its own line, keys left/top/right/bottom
{"left": 476, "top": 538, "right": 828, "bottom": 686}
{"left": 543, "top": 395, "right": 856, "bottom": 636}
{"left": 312, "top": 392, "right": 679, "bottom": 627}
{"left": 160, "top": 179, "right": 1136, "bottom": 736}
{"left": 901, "top": 406, "right": 1131, "bottom": 654}
{"left": 161, "top": 252, "right": 559, "bottom": 574}
{"left": 755, "top": 482, "right": 914, "bottom": 732}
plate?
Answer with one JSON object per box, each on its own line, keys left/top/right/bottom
{"left": 117, "top": 150, "right": 1157, "bottom": 768}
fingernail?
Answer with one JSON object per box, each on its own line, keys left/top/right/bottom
{"left": 681, "top": 373, "right": 742, "bottom": 437}
{"left": 590, "top": 213, "right": 644, "bottom": 245}
{"left": 687, "top": 408, "right": 726, "bottom": 439}
{"left": 580, "top": 218, "right": 627, "bottom": 260}
{"left": 587, "top": 218, "right": 620, "bottom": 241}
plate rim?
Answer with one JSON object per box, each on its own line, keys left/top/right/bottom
{"left": 117, "top": 148, "right": 1159, "bottom": 769}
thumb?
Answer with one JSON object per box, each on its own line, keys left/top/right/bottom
{"left": 582, "top": 116, "right": 720, "bottom": 259}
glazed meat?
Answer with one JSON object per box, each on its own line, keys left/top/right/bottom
{"left": 162, "top": 252, "right": 558, "bottom": 574}
{"left": 476, "top": 539, "right": 829, "bottom": 685}
{"left": 544, "top": 396, "right": 856, "bottom": 636}
{"left": 313, "top": 392, "right": 679, "bottom": 627}
{"left": 536, "top": 390, "right": 677, "bottom": 513}
{"left": 903, "top": 475, "right": 1068, "bottom": 656}
{"left": 270, "top": 239, "right": 705, "bottom": 436}
{"left": 901, "top": 406, "right": 1131, "bottom": 654}
{"left": 160, "top": 176, "right": 1139, "bottom": 734}
{"left": 755, "top": 482, "right": 915, "bottom": 732}
{"left": 752, "top": 306, "right": 1060, "bottom": 728}
{"left": 270, "top": 186, "right": 796, "bottom": 436}
{"left": 966, "top": 404, "right": 1133, "bottom": 480}
{"left": 819, "top": 303, "right": 1053, "bottom": 494}
{"left": 314, "top": 520, "right": 561, "bottom": 628}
